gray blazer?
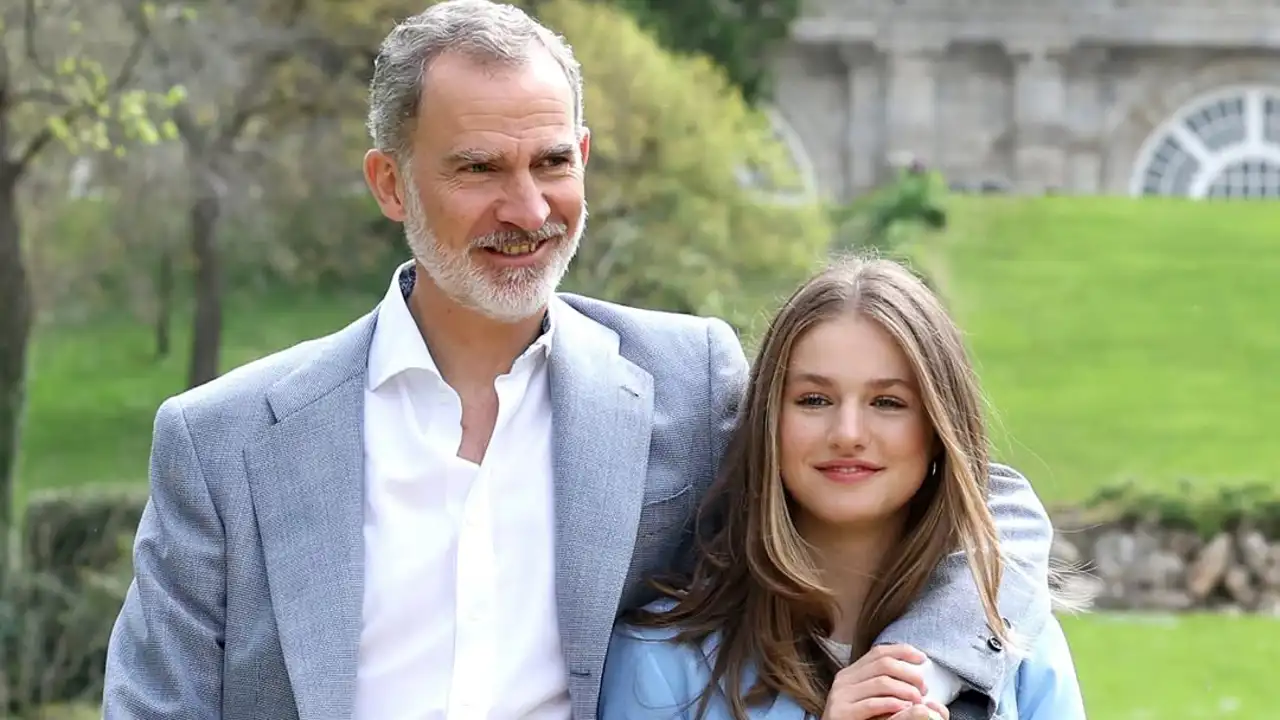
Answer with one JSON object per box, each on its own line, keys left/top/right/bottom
{"left": 102, "top": 292, "right": 1053, "bottom": 720}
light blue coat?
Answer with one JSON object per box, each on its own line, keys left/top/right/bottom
{"left": 599, "top": 602, "right": 1087, "bottom": 720}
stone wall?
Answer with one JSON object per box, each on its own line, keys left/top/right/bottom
{"left": 1051, "top": 516, "right": 1280, "bottom": 615}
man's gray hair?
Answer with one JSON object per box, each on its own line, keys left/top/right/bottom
{"left": 366, "top": 0, "right": 585, "bottom": 165}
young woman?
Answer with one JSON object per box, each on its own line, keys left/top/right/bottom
{"left": 598, "top": 257, "right": 1086, "bottom": 720}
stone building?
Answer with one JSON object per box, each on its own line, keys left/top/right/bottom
{"left": 769, "top": 0, "right": 1280, "bottom": 200}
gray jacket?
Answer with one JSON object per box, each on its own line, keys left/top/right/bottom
{"left": 102, "top": 292, "right": 1052, "bottom": 720}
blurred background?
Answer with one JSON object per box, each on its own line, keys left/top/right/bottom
{"left": 2, "top": 0, "right": 1278, "bottom": 717}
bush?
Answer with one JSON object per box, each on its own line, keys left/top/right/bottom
{"left": 3, "top": 488, "right": 142, "bottom": 713}
{"left": 1076, "top": 479, "right": 1280, "bottom": 538}
{"left": 0, "top": 561, "right": 132, "bottom": 715}
{"left": 21, "top": 486, "right": 146, "bottom": 580}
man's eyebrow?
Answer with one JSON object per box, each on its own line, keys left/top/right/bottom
{"left": 443, "top": 147, "right": 502, "bottom": 166}
{"left": 535, "top": 142, "right": 577, "bottom": 161}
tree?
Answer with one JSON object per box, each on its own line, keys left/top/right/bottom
{"left": 612, "top": 0, "right": 803, "bottom": 103}
{"left": 0, "top": 0, "right": 175, "bottom": 588}
{"left": 129, "top": 0, "right": 415, "bottom": 389}
{"left": 539, "top": 0, "right": 831, "bottom": 337}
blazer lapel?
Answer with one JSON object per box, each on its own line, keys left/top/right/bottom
{"left": 548, "top": 298, "right": 655, "bottom": 695}
{"left": 244, "top": 310, "right": 378, "bottom": 720}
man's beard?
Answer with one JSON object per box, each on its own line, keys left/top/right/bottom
{"left": 401, "top": 173, "right": 583, "bottom": 323}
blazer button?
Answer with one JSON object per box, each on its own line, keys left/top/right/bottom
{"left": 987, "top": 635, "right": 1003, "bottom": 652}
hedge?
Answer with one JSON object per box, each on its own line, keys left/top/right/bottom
{"left": 21, "top": 486, "right": 148, "bottom": 579}
{"left": 2, "top": 486, "right": 145, "bottom": 712}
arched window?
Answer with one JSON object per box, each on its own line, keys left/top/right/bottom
{"left": 735, "top": 106, "right": 820, "bottom": 203}
{"left": 1130, "top": 86, "right": 1280, "bottom": 199}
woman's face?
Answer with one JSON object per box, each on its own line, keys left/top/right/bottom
{"left": 779, "top": 312, "right": 934, "bottom": 535}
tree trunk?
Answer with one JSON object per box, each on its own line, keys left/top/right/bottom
{"left": 186, "top": 164, "right": 223, "bottom": 389}
{"left": 153, "top": 248, "right": 173, "bottom": 360}
{"left": 0, "top": 165, "right": 32, "bottom": 583}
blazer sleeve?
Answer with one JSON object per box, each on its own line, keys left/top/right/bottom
{"left": 103, "top": 398, "right": 226, "bottom": 719}
{"left": 874, "top": 463, "right": 1054, "bottom": 716}
{"left": 706, "top": 317, "right": 748, "bottom": 479}
{"left": 599, "top": 626, "right": 695, "bottom": 720}
{"left": 1013, "top": 615, "right": 1087, "bottom": 720}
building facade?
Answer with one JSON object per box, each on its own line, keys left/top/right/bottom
{"left": 770, "top": 0, "right": 1280, "bottom": 200}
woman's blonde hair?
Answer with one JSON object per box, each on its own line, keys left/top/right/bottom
{"left": 630, "top": 255, "right": 1017, "bottom": 719}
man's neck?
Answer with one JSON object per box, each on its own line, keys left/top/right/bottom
{"left": 406, "top": 273, "right": 547, "bottom": 392}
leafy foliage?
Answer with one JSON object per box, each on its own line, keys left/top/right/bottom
{"left": 614, "top": 0, "right": 803, "bottom": 103}
{"left": 830, "top": 166, "right": 950, "bottom": 254}
{"left": 540, "top": 0, "right": 832, "bottom": 335}
{"left": 0, "top": 0, "right": 181, "bottom": 175}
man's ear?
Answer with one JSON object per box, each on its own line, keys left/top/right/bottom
{"left": 363, "top": 149, "right": 408, "bottom": 222}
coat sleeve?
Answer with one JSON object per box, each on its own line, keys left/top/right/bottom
{"left": 103, "top": 398, "right": 227, "bottom": 719}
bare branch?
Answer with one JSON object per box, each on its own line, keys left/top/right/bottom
{"left": 8, "top": 87, "right": 69, "bottom": 109}
{"left": 11, "top": 5, "right": 153, "bottom": 173}
{"left": 213, "top": 0, "right": 310, "bottom": 152}
{"left": 0, "top": 34, "right": 10, "bottom": 118}
{"left": 23, "top": 0, "right": 52, "bottom": 79}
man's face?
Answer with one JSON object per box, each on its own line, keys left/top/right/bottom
{"left": 398, "top": 49, "right": 589, "bottom": 323}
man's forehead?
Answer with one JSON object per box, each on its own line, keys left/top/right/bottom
{"left": 422, "top": 49, "right": 574, "bottom": 110}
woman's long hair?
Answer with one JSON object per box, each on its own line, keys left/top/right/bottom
{"left": 628, "top": 256, "right": 1011, "bottom": 719}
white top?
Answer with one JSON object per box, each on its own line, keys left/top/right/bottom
{"left": 352, "top": 263, "right": 570, "bottom": 720}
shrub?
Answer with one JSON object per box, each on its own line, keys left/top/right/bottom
{"left": 0, "top": 559, "right": 132, "bottom": 715}
{"left": 21, "top": 486, "right": 147, "bottom": 579}
{"left": 3, "top": 487, "right": 142, "bottom": 712}
{"left": 1077, "top": 479, "right": 1280, "bottom": 538}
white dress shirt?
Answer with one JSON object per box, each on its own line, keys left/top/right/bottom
{"left": 353, "top": 264, "right": 570, "bottom": 720}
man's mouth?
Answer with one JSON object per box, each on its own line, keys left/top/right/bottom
{"left": 490, "top": 240, "right": 543, "bottom": 256}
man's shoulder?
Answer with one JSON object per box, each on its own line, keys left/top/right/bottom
{"left": 556, "top": 293, "right": 739, "bottom": 358}
{"left": 558, "top": 292, "right": 723, "bottom": 334}
{"left": 162, "top": 310, "right": 375, "bottom": 431}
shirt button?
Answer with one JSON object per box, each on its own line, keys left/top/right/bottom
{"left": 987, "top": 635, "right": 1004, "bottom": 652}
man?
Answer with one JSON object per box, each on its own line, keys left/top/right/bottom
{"left": 102, "top": 1, "right": 1055, "bottom": 719}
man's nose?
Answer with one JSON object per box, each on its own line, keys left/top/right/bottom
{"left": 496, "top": 172, "right": 551, "bottom": 232}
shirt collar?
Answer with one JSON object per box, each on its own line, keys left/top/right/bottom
{"left": 367, "top": 261, "right": 555, "bottom": 391}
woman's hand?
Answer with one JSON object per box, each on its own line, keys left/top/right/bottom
{"left": 885, "top": 700, "right": 949, "bottom": 720}
{"left": 822, "top": 643, "right": 947, "bottom": 720}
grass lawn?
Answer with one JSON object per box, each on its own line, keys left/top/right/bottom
{"left": 16, "top": 287, "right": 379, "bottom": 511}
{"left": 14, "top": 197, "right": 1280, "bottom": 717}
{"left": 1063, "top": 612, "right": 1280, "bottom": 719}
{"left": 922, "top": 196, "right": 1280, "bottom": 506}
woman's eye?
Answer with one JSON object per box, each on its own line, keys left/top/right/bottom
{"left": 796, "top": 394, "right": 830, "bottom": 407}
{"left": 872, "top": 396, "right": 907, "bottom": 409}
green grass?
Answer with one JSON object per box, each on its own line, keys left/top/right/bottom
{"left": 16, "top": 288, "right": 378, "bottom": 510}
{"left": 1062, "top": 612, "right": 1280, "bottom": 719}
{"left": 925, "top": 196, "right": 1280, "bottom": 505}
{"left": 14, "top": 197, "right": 1280, "bottom": 716}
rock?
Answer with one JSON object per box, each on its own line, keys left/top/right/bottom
{"left": 1093, "top": 529, "right": 1158, "bottom": 581}
{"left": 1266, "top": 545, "right": 1280, "bottom": 590}
{"left": 1046, "top": 512, "right": 1280, "bottom": 615}
{"left": 1237, "top": 530, "right": 1270, "bottom": 576}
{"left": 1186, "top": 532, "right": 1233, "bottom": 599}
{"left": 1132, "top": 549, "right": 1185, "bottom": 591}
{"left": 1256, "top": 593, "right": 1280, "bottom": 617}
{"left": 1166, "top": 530, "right": 1202, "bottom": 558}
{"left": 1051, "top": 533, "right": 1081, "bottom": 565}
{"left": 1224, "top": 565, "right": 1257, "bottom": 607}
